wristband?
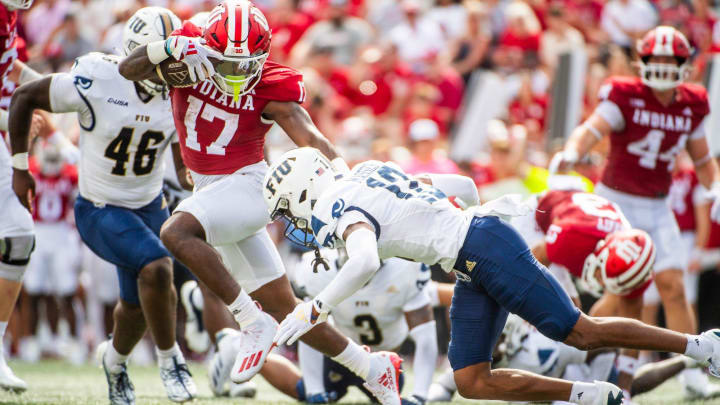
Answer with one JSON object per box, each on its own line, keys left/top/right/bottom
{"left": 585, "top": 124, "right": 604, "bottom": 141}
{"left": 11, "top": 152, "right": 29, "bottom": 170}
{"left": 17, "top": 66, "right": 41, "bottom": 85}
{"left": 311, "top": 299, "right": 330, "bottom": 323}
{"left": 147, "top": 40, "right": 171, "bottom": 64}
{"left": 331, "top": 157, "right": 351, "bottom": 175}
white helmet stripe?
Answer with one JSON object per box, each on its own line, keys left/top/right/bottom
{"left": 240, "top": 0, "right": 250, "bottom": 55}
{"left": 615, "top": 238, "right": 652, "bottom": 283}
{"left": 652, "top": 26, "right": 676, "bottom": 57}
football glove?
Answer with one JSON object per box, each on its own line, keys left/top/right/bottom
{"left": 165, "top": 36, "right": 222, "bottom": 82}
{"left": 274, "top": 299, "right": 329, "bottom": 346}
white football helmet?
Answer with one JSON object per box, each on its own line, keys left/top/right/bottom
{"left": 495, "top": 314, "right": 532, "bottom": 367}
{"left": 0, "top": 0, "right": 33, "bottom": 11}
{"left": 263, "top": 148, "right": 339, "bottom": 247}
{"left": 122, "top": 7, "right": 181, "bottom": 95}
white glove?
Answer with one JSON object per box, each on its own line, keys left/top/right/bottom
{"left": 274, "top": 299, "right": 329, "bottom": 346}
{"left": 548, "top": 149, "right": 579, "bottom": 175}
{"left": 710, "top": 182, "right": 720, "bottom": 223}
{"left": 165, "top": 36, "right": 222, "bottom": 82}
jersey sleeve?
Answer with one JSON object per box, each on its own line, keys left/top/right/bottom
{"left": 254, "top": 61, "right": 306, "bottom": 103}
{"left": 402, "top": 262, "right": 432, "bottom": 312}
{"left": 596, "top": 81, "right": 625, "bottom": 131}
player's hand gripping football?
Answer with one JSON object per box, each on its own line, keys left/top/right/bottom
{"left": 274, "top": 299, "right": 329, "bottom": 346}
{"left": 165, "top": 36, "right": 222, "bottom": 82}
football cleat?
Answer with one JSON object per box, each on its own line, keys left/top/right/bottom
{"left": 97, "top": 340, "right": 135, "bottom": 405}
{"left": 363, "top": 351, "right": 403, "bottom": 405}
{"left": 701, "top": 329, "right": 720, "bottom": 378}
{"left": 180, "top": 280, "right": 211, "bottom": 353}
{"left": 0, "top": 351, "right": 27, "bottom": 393}
{"left": 229, "top": 380, "right": 258, "bottom": 398}
{"left": 230, "top": 310, "right": 278, "bottom": 383}
{"left": 208, "top": 328, "right": 242, "bottom": 396}
{"left": 159, "top": 356, "right": 197, "bottom": 403}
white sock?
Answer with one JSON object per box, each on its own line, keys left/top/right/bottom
{"left": 0, "top": 321, "right": 7, "bottom": 339}
{"left": 298, "top": 341, "right": 326, "bottom": 396}
{"left": 227, "top": 290, "right": 259, "bottom": 328}
{"left": 104, "top": 341, "right": 129, "bottom": 374}
{"left": 681, "top": 367, "right": 706, "bottom": 385}
{"left": 156, "top": 343, "right": 183, "bottom": 369}
{"left": 190, "top": 286, "right": 204, "bottom": 311}
{"left": 569, "top": 381, "right": 599, "bottom": 405}
{"left": 616, "top": 354, "right": 639, "bottom": 376}
{"left": 437, "top": 368, "right": 457, "bottom": 391}
{"left": 331, "top": 339, "right": 370, "bottom": 379}
{"left": 684, "top": 334, "right": 713, "bottom": 362}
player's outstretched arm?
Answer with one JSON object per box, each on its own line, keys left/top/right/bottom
{"left": 274, "top": 223, "right": 380, "bottom": 346}
{"left": 405, "top": 305, "right": 438, "bottom": 404}
{"left": 265, "top": 101, "right": 340, "bottom": 161}
{"left": 118, "top": 45, "right": 163, "bottom": 82}
{"left": 417, "top": 173, "right": 479, "bottom": 208}
{"left": 550, "top": 113, "right": 612, "bottom": 173}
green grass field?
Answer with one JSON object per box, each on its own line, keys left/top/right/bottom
{"left": 2, "top": 359, "right": 720, "bottom": 405}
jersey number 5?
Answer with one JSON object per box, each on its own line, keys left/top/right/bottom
{"left": 105, "top": 127, "right": 165, "bottom": 176}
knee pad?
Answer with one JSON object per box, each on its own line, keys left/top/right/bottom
{"left": 0, "top": 234, "right": 35, "bottom": 281}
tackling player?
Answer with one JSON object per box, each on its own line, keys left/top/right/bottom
{"left": 550, "top": 26, "right": 720, "bottom": 397}
{"left": 118, "top": 1, "right": 403, "bottom": 403}
{"left": 294, "top": 249, "right": 437, "bottom": 404}
{"left": 0, "top": 0, "right": 52, "bottom": 392}
{"left": 9, "top": 7, "right": 197, "bottom": 404}
{"left": 263, "top": 147, "right": 720, "bottom": 405}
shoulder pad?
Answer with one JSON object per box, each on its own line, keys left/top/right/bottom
{"left": 72, "top": 52, "right": 121, "bottom": 81}
{"left": 598, "top": 76, "right": 644, "bottom": 105}
{"left": 254, "top": 61, "right": 305, "bottom": 103}
{"left": 677, "top": 83, "right": 710, "bottom": 115}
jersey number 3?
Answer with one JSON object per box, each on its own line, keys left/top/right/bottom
{"left": 354, "top": 315, "right": 383, "bottom": 346}
{"left": 105, "top": 127, "right": 164, "bottom": 176}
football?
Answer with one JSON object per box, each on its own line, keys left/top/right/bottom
{"left": 155, "top": 59, "right": 197, "bottom": 88}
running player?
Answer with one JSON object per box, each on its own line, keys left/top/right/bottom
{"left": 9, "top": 8, "right": 196, "bottom": 405}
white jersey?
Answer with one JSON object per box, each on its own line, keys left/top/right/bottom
{"left": 48, "top": 52, "right": 177, "bottom": 209}
{"left": 0, "top": 135, "right": 10, "bottom": 190}
{"left": 295, "top": 248, "right": 431, "bottom": 351}
{"left": 311, "top": 161, "right": 470, "bottom": 272}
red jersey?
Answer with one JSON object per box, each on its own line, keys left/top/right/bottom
{"left": 170, "top": 23, "right": 306, "bottom": 175}
{"left": 669, "top": 168, "right": 701, "bottom": 232}
{"left": 29, "top": 162, "right": 78, "bottom": 224}
{"left": 599, "top": 76, "right": 709, "bottom": 197}
{"left": 536, "top": 190, "right": 648, "bottom": 297}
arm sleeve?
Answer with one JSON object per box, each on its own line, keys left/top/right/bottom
{"left": 594, "top": 100, "right": 625, "bottom": 131}
{"left": 315, "top": 227, "right": 380, "bottom": 308}
{"left": 408, "top": 321, "right": 438, "bottom": 400}
{"left": 427, "top": 173, "right": 480, "bottom": 207}
{"left": 690, "top": 117, "right": 708, "bottom": 140}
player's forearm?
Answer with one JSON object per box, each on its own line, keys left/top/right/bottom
{"left": 9, "top": 60, "right": 41, "bottom": 86}
{"left": 425, "top": 173, "right": 479, "bottom": 207}
{"left": 118, "top": 44, "right": 164, "bottom": 82}
{"left": 315, "top": 228, "right": 379, "bottom": 308}
{"left": 694, "top": 158, "right": 720, "bottom": 190}
{"left": 409, "top": 320, "right": 438, "bottom": 400}
{"left": 8, "top": 78, "right": 53, "bottom": 155}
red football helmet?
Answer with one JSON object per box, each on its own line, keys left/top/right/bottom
{"left": 582, "top": 229, "right": 655, "bottom": 297}
{"left": 203, "top": 0, "right": 271, "bottom": 100}
{"left": 636, "top": 26, "right": 692, "bottom": 90}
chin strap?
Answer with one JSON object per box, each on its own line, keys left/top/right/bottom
{"left": 311, "top": 247, "right": 330, "bottom": 273}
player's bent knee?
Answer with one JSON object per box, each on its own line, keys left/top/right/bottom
{"left": 160, "top": 212, "right": 205, "bottom": 250}
{"left": 138, "top": 257, "right": 173, "bottom": 289}
{"left": 0, "top": 234, "right": 35, "bottom": 281}
{"left": 454, "top": 367, "right": 493, "bottom": 399}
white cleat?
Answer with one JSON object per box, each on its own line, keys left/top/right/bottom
{"left": 97, "top": 340, "right": 135, "bottom": 405}
{"left": 229, "top": 380, "right": 258, "bottom": 398}
{"left": 208, "top": 328, "right": 242, "bottom": 396}
{"left": 701, "top": 329, "right": 720, "bottom": 378}
{"left": 363, "top": 351, "right": 402, "bottom": 405}
{"left": 680, "top": 368, "right": 720, "bottom": 400}
{"left": 0, "top": 352, "right": 26, "bottom": 393}
{"left": 427, "top": 382, "right": 454, "bottom": 402}
{"left": 180, "top": 280, "right": 211, "bottom": 353}
{"left": 230, "top": 310, "right": 278, "bottom": 383}
{"left": 159, "top": 355, "right": 197, "bottom": 403}
{"left": 594, "top": 381, "right": 623, "bottom": 405}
